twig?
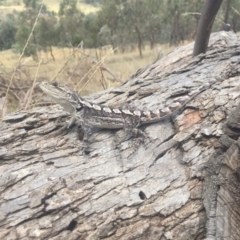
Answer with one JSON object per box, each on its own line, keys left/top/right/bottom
{"left": 232, "top": 7, "right": 240, "bottom": 17}
{"left": 95, "top": 49, "right": 107, "bottom": 89}
{"left": 24, "top": 55, "right": 43, "bottom": 109}
{"left": 1, "top": 88, "right": 20, "bottom": 102}
{"left": 34, "top": 42, "right": 84, "bottom": 107}
{"left": 0, "top": 83, "right": 29, "bottom": 90}
{"left": 76, "top": 59, "right": 103, "bottom": 92}
{"left": 66, "top": 62, "right": 82, "bottom": 83}
{"left": 181, "top": 12, "right": 201, "bottom": 16}
{"left": 76, "top": 48, "right": 117, "bottom": 92}
{"left": 80, "top": 50, "right": 124, "bottom": 84}
{"left": 99, "top": 66, "right": 107, "bottom": 90}
{"left": 51, "top": 41, "right": 83, "bottom": 82}
{"left": 0, "top": 5, "right": 43, "bottom": 121}
{"left": 182, "top": 12, "right": 225, "bottom": 25}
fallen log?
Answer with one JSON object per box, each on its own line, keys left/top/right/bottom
{"left": 1, "top": 31, "right": 240, "bottom": 239}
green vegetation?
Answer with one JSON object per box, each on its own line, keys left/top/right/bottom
{"left": 0, "top": 0, "right": 240, "bottom": 55}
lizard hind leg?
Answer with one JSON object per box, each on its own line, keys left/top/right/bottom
{"left": 124, "top": 125, "right": 147, "bottom": 149}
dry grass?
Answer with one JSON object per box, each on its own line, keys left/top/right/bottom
{"left": 104, "top": 44, "right": 177, "bottom": 80}
{"left": 41, "top": 0, "right": 100, "bottom": 13}
{"left": 0, "top": 44, "right": 175, "bottom": 91}
{"left": 1, "top": 0, "right": 100, "bottom": 14}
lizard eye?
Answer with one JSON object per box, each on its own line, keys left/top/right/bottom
{"left": 76, "top": 105, "right": 83, "bottom": 111}
{"left": 67, "top": 93, "right": 71, "bottom": 98}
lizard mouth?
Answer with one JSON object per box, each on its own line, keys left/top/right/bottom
{"left": 39, "top": 81, "right": 65, "bottom": 99}
{"left": 39, "top": 81, "right": 77, "bottom": 115}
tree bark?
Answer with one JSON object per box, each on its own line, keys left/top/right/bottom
{"left": 1, "top": 31, "right": 240, "bottom": 239}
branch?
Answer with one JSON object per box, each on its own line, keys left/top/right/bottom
{"left": 192, "top": 0, "right": 223, "bottom": 57}
{"left": 80, "top": 50, "right": 124, "bottom": 84}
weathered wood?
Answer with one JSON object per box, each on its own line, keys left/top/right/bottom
{"left": 1, "top": 31, "right": 240, "bottom": 239}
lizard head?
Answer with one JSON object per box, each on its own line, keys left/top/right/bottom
{"left": 39, "top": 81, "right": 82, "bottom": 116}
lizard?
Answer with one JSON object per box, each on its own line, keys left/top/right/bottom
{"left": 39, "top": 81, "right": 209, "bottom": 152}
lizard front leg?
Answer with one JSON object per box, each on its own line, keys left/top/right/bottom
{"left": 79, "top": 123, "right": 95, "bottom": 154}
{"left": 67, "top": 117, "right": 77, "bottom": 128}
{"left": 121, "top": 115, "right": 146, "bottom": 149}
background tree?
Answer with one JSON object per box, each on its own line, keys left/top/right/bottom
{"left": 83, "top": 13, "right": 102, "bottom": 48}
{"left": 0, "top": 0, "right": 6, "bottom": 5}
{"left": 0, "top": 0, "right": 240, "bottom": 58}
{"left": 193, "top": 0, "right": 223, "bottom": 57}
{"left": 0, "top": 14, "right": 17, "bottom": 50}
{"left": 97, "top": 0, "right": 120, "bottom": 51}
{"left": 122, "top": 0, "right": 148, "bottom": 57}
{"left": 220, "top": 0, "right": 240, "bottom": 31}
{"left": 13, "top": 0, "right": 47, "bottom": 56}
{"left": 35, "top": 14, "right": 58, "bottom": 60}
{"left": 58, "top": 0, "right": 85, "bottom": 47}
{"left": 144, "top": 0, "right": 163, "bottom": 49}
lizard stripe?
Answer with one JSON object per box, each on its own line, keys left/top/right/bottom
{"left": 103, "top": 107, "right": 112, "bottom": 113}
{"left": 82, "top": 101, "right": 92, "bottom": 108}
{"left": 142, "top": 110, "right": 151, "bottom": 118}
{"left": 133, "top": 110, "right": 141, "bottom": 116}
{"left": 151, "top": 109, "right": 161, "bottom": 118}
{"left": 92, "top": 104, "right": 101, "bottom": 111}
{"left": 158, "top": 107, "right": 172, "bottom": 117}
{"left": 113, "top": 108, "right": 122, "bottom": 114}
{"left": 122, "top": 109, "right": 133, "bottom": 115}
{"left": 168, "top": 102, "right": 182, "bottom": 112}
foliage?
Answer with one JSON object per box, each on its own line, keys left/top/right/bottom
{"left": 13, "top": 0, "right": 48, "bottom": 56}
{"left": 0, "top": 0, "right": 6, "bottom": 5}
{"left": 14, "top": 24, "right": 37, "bottom": 56}
{"left": 98, "top": 0, "right": 208, "bottom": 55}
{"left": 217, "top": 0, "right": 240, "bottom": 31}
{"left": 83, "top": 13, "right": 102, "bottom": 47}
{"left": 0, "top": 0, "right": 240, "bottom": 57}
{"left": 81, "top": 0, "right": 101, "bottom": 5}
{"left": 58, "top": 0, "right": 85, "bottom": 47}
{"left": 96, "top": 0, "right": 240, "bottom": 55}
{"left": 0, "top": 14, "right": 17, "bottom": 50}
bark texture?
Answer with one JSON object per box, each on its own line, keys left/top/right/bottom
{"left": 1, "top": 31, "right": 240, "bottom": 240}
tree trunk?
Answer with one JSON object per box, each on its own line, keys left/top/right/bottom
{"left": 135, "top": 25, "right": 143, "bottom": 58}
{"left": 1, "top": 31, "right": 240, "bottom": 239}
{"left": 49, "top": 45, "right": 55, "bottom": 61}
{"left": 192, "top": 0, "right": 223, "bottom": 57}
{"left": 223, "top": 0, "right": 231, "bottom": 24}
